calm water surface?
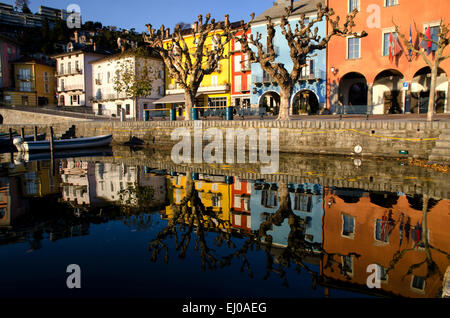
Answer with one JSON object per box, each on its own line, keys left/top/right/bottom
{"left": 0, "top": 149, "right": 448, "bottom": 299}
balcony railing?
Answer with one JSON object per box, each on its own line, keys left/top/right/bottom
{"left": 253, "top": 75, "right": 275, "bottom": 84}
{"left": 90, "top": 91, "right": 129, "bottom": 102}
{"left": 58, "top": 84, "right": 84, "bottom": 92}
{"left": 16, "top": 74, "right": 33, "bottom": 81}
{"left": 166, "top": 83, "right": 230, "bottom": 95}
{"left": 56, "top": 68, "right": 83, "bottom": 77}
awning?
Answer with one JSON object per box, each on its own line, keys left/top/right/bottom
{"left": 155, "top": 93, "right": 202, "bottom": 104}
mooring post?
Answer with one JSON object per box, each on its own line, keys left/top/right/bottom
{"left": 9, "top": 128, "right": 13, "bottom": 144}
{"left": 50, "top": 126, "right": 55, "bottom": 154}
{"left": 21, "top": 127, "right": 25, "bottom": 139}
{"left": 50, "top": 126, "right": 55, "bottom": 177}
{"left": 34, "top": 126, "right": 38, "bottom": 141}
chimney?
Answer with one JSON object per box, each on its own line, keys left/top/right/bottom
{"left": 224, "top": 14, "right": 229, "bottom": 26}
{"left": 74, "top": 30, "right": 79, "bottom": 43}
{"left": 193, "top": 21, "right": 199, "bottom": 33}
{"left": 165, "top": 28, "right": 170, "bottom": 39}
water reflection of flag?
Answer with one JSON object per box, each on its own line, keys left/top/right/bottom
{"left": 399, "top": 213, "right": 405, "bottom": 248}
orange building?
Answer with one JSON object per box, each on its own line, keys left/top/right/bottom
{"left": 322, "top": 187, "right": 450, "bottom": 298}
{"left": 230, "top": 178, "right": 252, "bottom": 233}
{"left": 326, "top": 0, "right": 450, "bottom": 115}
{"left": 231, "top": 27, "right": 252, "bottom": 109}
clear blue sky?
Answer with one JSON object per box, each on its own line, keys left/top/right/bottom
{"left": 9, "top": 0, "right": 273, "bottom": 31}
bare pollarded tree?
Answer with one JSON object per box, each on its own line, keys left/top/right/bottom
{"left": 143, "top": 15, "right": 232, "bottom": 120}
{"left": 234, "top": 4, "right": 367, "bottom": 120}
{"left": 394, "top": 20, "right": 450, "bottom": 122}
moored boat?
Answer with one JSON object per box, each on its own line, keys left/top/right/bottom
{"left": 14, "top": 134, "right": 113, "bottom": 153}
{"left": 0, "top": 133, "right": 46, "bottom": 148}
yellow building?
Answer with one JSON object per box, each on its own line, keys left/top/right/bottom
{"left": 157, "top": 23, "right": 233, "bottom": 118}
{"left": 164, "top": 174, "right": 232, "bottom": 230}
{"left": 3, "top": 58, "right": 56, "bottom": 107}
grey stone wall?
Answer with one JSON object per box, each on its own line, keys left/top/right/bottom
{"left": 0, "top": 109, "right": 90, "bottom": 125}
{"left": 1, "top": 119, "right": 448, "bottom": 160}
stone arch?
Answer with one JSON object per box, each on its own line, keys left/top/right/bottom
{"left": 339, "top": 72, "right": 368, "bottom": 106}
{"left": 258, "top": 90, "right": 280, "bottom": 116}
{"left": 373, "top": 69, "right": 405, "bottom": 114}
{"left": 291, "top": 89, "right": 320, "bottom": 115}
{"left": 411, "top": 67, "right": 448, "bottom": 114}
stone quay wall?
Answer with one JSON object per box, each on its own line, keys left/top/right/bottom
{"left": 0, "top": 108, "right": 90, "bottom": 124}
{"left": 1, "top": 117, "right": 449, "bottom": 161}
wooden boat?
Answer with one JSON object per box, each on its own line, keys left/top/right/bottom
{"left": 0, "top": 133, "right": 46, "bottom": 148}
{"left": 443, "top": 266, "right": 450, "bottom": 298}
{"left": 14, "top": 134, "right": 113, "bottom": 153}
{"left": 14, "top": 147, "right": 113, "bottom": 164}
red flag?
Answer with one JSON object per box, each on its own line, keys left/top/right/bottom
{"left": 426, "top": 26, "right": 432, "bottom": 55}
{"left": 389, "top": 33, "right": 394, "bottom": 62}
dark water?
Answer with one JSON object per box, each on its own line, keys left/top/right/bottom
{"left": 0, "top": 151, "right": 448, "bottom": 300}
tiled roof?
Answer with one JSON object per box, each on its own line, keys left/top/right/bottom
{"left": 253, "top": 0, "right": 325, "bottom": 23}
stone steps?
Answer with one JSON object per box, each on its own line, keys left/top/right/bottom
{"left": 429, "top": 129, "right": 450, "bottom": 164}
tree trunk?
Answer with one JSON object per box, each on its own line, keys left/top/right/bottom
{"left": 278, "top": 86, "right": 292, "bottom": 121}
{"left": 135, "top": 97, "right": 139, "bottom": 121}
{"left": 184, "top": 90, "right": 195, "bottom": 121}
{"left": 427, "top": 65, "right": 438, "bottom": 122}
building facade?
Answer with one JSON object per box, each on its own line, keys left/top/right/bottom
{"left": 322, "top": 187, "right": 450, "bottom": 298}
{"left": 90, "top": 51, "right": 165, "bottom": 120}
{"left": 231, "top": 28, "right": 252, "bottom": 109}
{"left": 327, "top": 0, "right": 450, "bottom": 115}
{"left": 0, "top": 34, "right": 20, "bottom": 90}
{"left": 53, "top": 48, "right": 108, "bottom": 107}
{"left": 0, "top": 3, "right": 72, "bottom": 28}
{"left": 3, "top": 58, "right": 56, "bottom": 107}
{"left": 250, "top": 0, "right": 327, "bottom": 115}
{"left": 156, "top": 23, "right": 233, "bottom": 119}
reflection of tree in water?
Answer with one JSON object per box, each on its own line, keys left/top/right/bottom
{"left": 148, "top": 178, "right": 361, "bottom": 288}
{"left": 0, "top": 192, "right": 160, "bottom": 251}
{"left": 387, "top": 195, "right": 450, "bottom": 289}
{"left": 149, "top": 174, "right": 232, "bottom": 270}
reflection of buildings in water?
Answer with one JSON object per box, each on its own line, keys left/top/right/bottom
{"left": 95, "top": 162, "right": 138, "bottom": 203}
{"left": 230, "top": 178, "right": 252, "bottom": 233}
{"left": 165, "top": 173, "right": 232, "bottom": 228}
{"left": 13, "top": 161, "right": 60, "bottom": 198}
{"left": 0, "top": 176, "right": 28, "bottom": 228}
{"left": 140, "top": 167, "right": 168, "bottom": 207}
{"left": 60, "top": 160, "right": 98, "bottom": 206}
{"left": 250, "top": 182, "right": 324, "bottom": 247}
{"left": 322, "top": 187, "right": 450, "bottom": 298}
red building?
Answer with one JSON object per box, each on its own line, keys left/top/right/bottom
{"left": 326, "top": 0, "right": 450, "bottom": 115}
{"left": 231, "top": 27, "right": 252, "bottom": 109}
{"left": 230, "top": 178, "right": 252, "bottom": 233}
{"left": 0, "top": 34, "right": 20, "bottom": 90}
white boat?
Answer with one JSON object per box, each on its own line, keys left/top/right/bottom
{"left": 443, "top": 266, "right": 450, "bottom": 298}
{"left": 14, "top": 134, "right": 113, "bottom": 153}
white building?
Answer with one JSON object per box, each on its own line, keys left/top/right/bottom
{"left": 90, "top": 50, "right": 165, "bottom": 120}
{"left": 53, "top": 47, "right": 109, "bottom": 107}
